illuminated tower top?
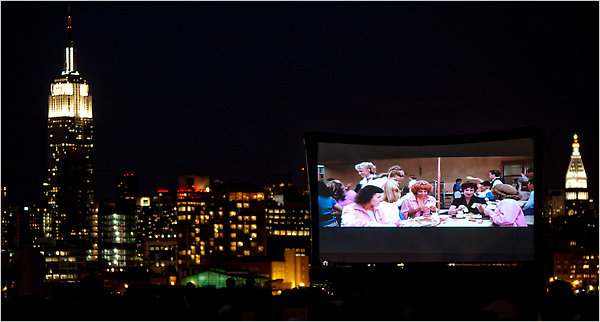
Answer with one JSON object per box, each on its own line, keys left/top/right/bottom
{"left": 62, "top": 5, "right": 78, "bottom": 76}
{"left": 49, "top": 5, "right": 92, "bottom": 119}
{"left": 565, "top": 134, "right": 587, "bottom": 189}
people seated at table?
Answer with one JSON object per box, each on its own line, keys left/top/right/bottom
{"left": 400, "top": 180, "right": 438, "bottom": 219}
{"left": 354, "top": 161, "right": 386, "bottom": 192}
{"left": 476, "top": 184, "right": 527, "bottom": 227}
{"left": 477, "top": 180, "right": 495, "bottom": 201}
{"left": 341, "top": 185, "right": 400, "bottom": 227}
{"left": 380, "top": 179, "right": 406, "bottom": 220}
{"left": 317, "top": 180, "right": 343, "bottom": 227}
{"left": 327, "top": 179, "right": 356, "bottom": 209}
{"left": 448, "top": 181, "right": 487, "bottom": 215}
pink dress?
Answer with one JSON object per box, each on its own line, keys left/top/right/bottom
{"left": 400, "top": 195, "right": 437, "bottom": 218}
{"left": 341, "top": 203, "right": 399, "bottom": 227}
{"left": 489, "top": 199, "right": 527, "bottom": 227}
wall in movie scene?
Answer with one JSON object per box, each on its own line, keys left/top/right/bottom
{"left": 305, "top": 131, "right": 539, "bottom": 265}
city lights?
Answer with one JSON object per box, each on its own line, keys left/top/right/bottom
{"left": 0, "top": 6, "right": 597, "bottom": 321}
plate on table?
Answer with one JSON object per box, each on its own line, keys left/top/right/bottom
{"left": 398, "top": 220, "right": 424, "bottom": 227}
{"left": 415, "top": 217, "right": 441, "bottom": 227}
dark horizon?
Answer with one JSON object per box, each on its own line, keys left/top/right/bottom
{"left": 2, "top": 1, "right": 598, "bottom": 205}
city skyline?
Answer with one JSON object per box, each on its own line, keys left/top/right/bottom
{"left": 2, "top": 2, "right": 598, "bottom": 205}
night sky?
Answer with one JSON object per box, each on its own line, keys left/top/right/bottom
{"left": 2, "top": 1, "right": 598, "bottom": 205}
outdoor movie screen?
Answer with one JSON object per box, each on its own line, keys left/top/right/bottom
{"left": 305, "top": 131, "right": 539, "bottom": 264}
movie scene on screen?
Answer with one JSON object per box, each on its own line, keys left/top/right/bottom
{"left": 317, "top": 145, "right": 534, "bottom": 229}
{"left": 306, "top": 132, "right": 539, "bottom": 263}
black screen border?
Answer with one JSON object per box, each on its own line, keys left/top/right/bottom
{"left": 304, "top": 127, "right": 544, "bottom": 270}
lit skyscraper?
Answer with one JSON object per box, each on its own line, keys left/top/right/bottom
{"left": 45, "top": 7, "right": 94, "bottom": 241}
{"left": 565, "top": 134, "right": 588, "bottom": 203}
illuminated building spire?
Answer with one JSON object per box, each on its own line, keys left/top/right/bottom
{"left": 62, "top": 4, "right": 78, "bottom": 75}
{"left": 566, "top": 134, "right": 587, "bottom": 190}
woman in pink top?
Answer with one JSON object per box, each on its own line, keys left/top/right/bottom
{"left": 341, "top": 185, "right": 401, "bottom": 227}
{"left": 476, "top": 184, "right": 527, "bottom": 227}
{"left": 400, "top": 180, "right": 438, "bottom": 219}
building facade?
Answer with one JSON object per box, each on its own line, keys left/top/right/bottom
{"left": 45, "top": 9, "right": 94, "bottom": 242}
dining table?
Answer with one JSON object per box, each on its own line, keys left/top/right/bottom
{"left": 396, "top": 212, "right": 495, "bottom": 227}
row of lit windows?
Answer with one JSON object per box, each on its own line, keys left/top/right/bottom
{"left": 271, "top": 230, "right": 310, "bottom": 236}
{"left": 268, "top": 214, "right": 310, "bottom": 220}
{"left": 234, "top": 215, "right": 257, "bottom": 222}
{"left": 229, "top": 192, "right": 265, "bottom": 202}
{"left": 229, "top": 232, "right": 258, "bottom": 239}
{"left": 229, "top": 224, "right": 258, "bottom": 230}
{"left": 45, "top": 257, "right": 76, "bottom": 262}
{"left": 46, "top": 274, "right": 77, "bottom": 280}
{"left": 268, "top": 220, "right": 309, "bottom": 226}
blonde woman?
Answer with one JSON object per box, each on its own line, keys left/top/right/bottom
{"left": 354, "top": 161, "right": 386, "bottom": 191}
{"left": 379, "top": 179, "right": 405, "bottom": 220}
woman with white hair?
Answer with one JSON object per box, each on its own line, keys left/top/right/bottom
{"left": 476, "top": 184, "right": 527, "bottom": 227}
{"left": 354, "top": 161, "right": 386, "bottom": 191}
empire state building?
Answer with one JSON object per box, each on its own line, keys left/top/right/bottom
{"left": 45, "top": 9, "right": 94, "bottom": 241}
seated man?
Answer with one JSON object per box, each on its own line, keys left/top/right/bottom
{"left": 477, "top": 181, "right": 494, "bottom": 201}
{"left": 522, "top": 177, "right": 534, "bottom": 215}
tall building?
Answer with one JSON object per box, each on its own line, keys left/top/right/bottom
{"left": 45, "top": 7, "right": 94, "bottom": 242}
{"left": 99, "top": 174, "right": 140, "bottom": 270}
{"left": 562, "top": 134, "right": 596, "bottom": 244}
{"left": 565, "top": 134, "right": 589, "bottom": 208}
{"left": 1, "top": 186, "right": 16, "bottom": 252}
{"left": 549, "top": 134, "right": 599, "bottom": 294}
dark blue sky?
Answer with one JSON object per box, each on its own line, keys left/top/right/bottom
{"left": 2, "top": 1, "right": 598, "bottom": 204}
